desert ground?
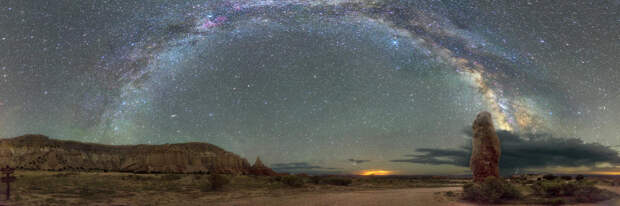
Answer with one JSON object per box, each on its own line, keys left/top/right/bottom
{"left": 0, "top": 171, "right": 619, "bottom": 206}
{"left": 216, "top": 187, "right": 468, "bottom": 206}
{"left": 218, "top": 187, "right": 620, "bottom": 206}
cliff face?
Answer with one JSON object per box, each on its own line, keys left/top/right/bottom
{"left": 0, "top": 134, "right": 253, "bottom": 174}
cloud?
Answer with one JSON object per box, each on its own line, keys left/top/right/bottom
{"left": 270, "top": 162, "right": 340, "bottom": 174}
{"left": 392, "top": 130, "right": 620, "bottom": 175}
{"left": 348, "top": 159, "right": 371, "bottom": 164}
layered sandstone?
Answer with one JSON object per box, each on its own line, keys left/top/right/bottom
{"left": 470, "top": 111, "right": 501, "bottom": 182}
{"left": 0, "top": 134, "right": 256, "bottom": 174}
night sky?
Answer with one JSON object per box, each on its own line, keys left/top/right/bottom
{"left": 0, "top": 0, "right": 618, "bottom": 175}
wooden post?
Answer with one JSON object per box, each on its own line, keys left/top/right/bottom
{"left": 0, "top": 166, "right": 15, "bottom": 201}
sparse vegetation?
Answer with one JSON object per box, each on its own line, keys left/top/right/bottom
{"left": 462, "top": 177, "right": 523, "bottom": 203}
{"left": 160, "top": 173, "right": 183, "bottom": 181}
{"left": 310, "top": 175, "right": 322, "bottom": 184}
{"left": 461, "top": 175, "right": 618, "bottom": 205}
{"left": 322, "top": 176, "right": 353, "bottom": 186}
{"left": 8, "top": 171, "right": 619, "bottom": 205}
{"left": 208, "top": 174, "right": 230, "bottom": 191}
{"left": 576, "top": 174, "right": 585, "bottom": 181}
{"left": 199, "top": 181, "right": 213, "bottom": 192}
{"left": 531, "top": 178, "right": 617, "bottom": 203}
{"left": 542, "top": 174, "right": 557, "bottom": 181}
{"left": 282, "top": 175, "right": 305, "bottom": 187}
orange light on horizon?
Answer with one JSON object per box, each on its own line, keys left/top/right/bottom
{"left": 358, "top": 170, "right": 394, "bottom": 176}
{"left": 588, "top": 171, "right": 620, "bottom": 176}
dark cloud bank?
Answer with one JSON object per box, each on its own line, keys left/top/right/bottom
{"left": 392, "top": 130, "right": 620, "bottom": 175}
{"left": 348, "top": 159, "right": 371, "bottom": 164}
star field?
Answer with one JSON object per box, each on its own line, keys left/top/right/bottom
{"left": 0, "top": 0, "right": 618, "bottom": 174}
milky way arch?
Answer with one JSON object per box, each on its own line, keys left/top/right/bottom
{"left": 95, "top": 0, "right": 561, "bottom": 144}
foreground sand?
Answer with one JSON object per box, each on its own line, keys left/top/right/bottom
{"left": 1, "top": 171, "right": 620, "bottom": 206}
{"left": 215, "top": 187, "right": 620, "bottom": 206}
{"left": 216, "top": 187, "right": 472, "bottom": 206}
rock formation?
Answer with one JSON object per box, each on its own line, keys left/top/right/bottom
{"left": 470, "top": 111, "right": 501, "bottom": 182}
{"left": 0, "top": 134, "right": 276, "bottom": 174}
{"left": 249, "top": 156, "right": 278, "bottom": 176}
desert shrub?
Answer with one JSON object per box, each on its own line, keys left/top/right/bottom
{"left": 282, "top": 175, "right": 305, "bottom": 187}
{"left": 544, "top": 198, "right": 565, "bottom": 205}
{"left": 53, "top": 172, "right": 79, "bottom": 177}
{"left": 543, "top": 174, "right": 557, "bottom": 181}
{"left": 160, "top": 174, "right": 182, "bottom": 181}
{"left": 199, "top": 181, "right": 213, "bottom": 192}
{"left": 560, "top": 176, "right": 573, "bottom": 181}
{"left": 462, "top": 177, "right": 523, "bottom": 203}
{"left": 573, "top": 183, "right": 616, "bottom": 203}
{"left": 125, "top": 174, "right": 157, "bottom": 181}
{"left": 208, "top": 174, "right": 230, "bottom": 190}
{"left": 271, "top": 176, "right": 283, "bottom": 182}
{"left": 576, "top": 175, "right": 585, "bottom": 181}
{"left": 161, "top": 182, "right": 183, "bottom": 192}
{"left": 310, "top": 176, "right": 322, "bottom": 184}
{"left": 531, "top": 179, "right": 616, "bottom": 202}
{"left": 283, "top": 175, "right": 305, "bottom": 187}
{"left": 322, "top": 177, "right": 353, "bottom": 186}
{"left": 532, "top": 180, "right": 563, "bottom": 197}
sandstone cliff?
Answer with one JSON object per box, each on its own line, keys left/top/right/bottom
{"left": 0, "top": 134, "right": 257, "bottom": 174}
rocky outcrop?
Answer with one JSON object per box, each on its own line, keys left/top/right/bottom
{"left": 0, "top": 134, "right": 263, "bottom": 174}
{"left": 249, "top": 157, "right": 278, "bottom": 176}
{"left": 470, "top": 111, "right": 501, "bottom": 182}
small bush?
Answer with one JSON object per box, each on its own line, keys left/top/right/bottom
{"left": 560, "top": 176, "right": 572, "bottom": 181}
{"left": 199, "top": 181, "right": 213, "bottom": 192}
{"left": 573, "top": 183, "right": 616, "bottom": 203}
{"left": 576, "top": 175, "right": 585, "bottom": 181}
{"left": 463, "top": 177, "right": 523, "bottom": 203}
{"left": 310, "top": 176, "right": 322, "bottom": 184}
{"left": 531, "top": 179, "right": 616, "bottom": 202}
{"left": 161, "top": 174, "right": 182, "bottom": 181}
{"left": 282, "top": 175, "right": 305, "bottom": 187}
{"left": 322, "top": 177, "right": 353, "bottom": 186}
{"left": 208, "top": 174, "right": 230, "bottom": 190}
{"left": 271, "top": 176, "right": 283, "bottom": 182}
{"left": 543, "top": 174, "right": 557, "bottom": 181}
{"left": 532, "top": 180, "right": 563, "bottom": 197}
{"left": 545, "top": 198, "right": 565, "bottom": 205}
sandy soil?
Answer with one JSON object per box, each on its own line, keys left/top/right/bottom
{"left": 214, "top": 186, "right": 620, "bottom": 206}
{"left": 214, "top": 187, "right": 474, "bottom": 206}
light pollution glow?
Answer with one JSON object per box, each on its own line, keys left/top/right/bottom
{"left": 588, "top": 171, "right": 620, "bottom": 176}
{"left": 358, "top": 170, "right": 395, "bottom": 176}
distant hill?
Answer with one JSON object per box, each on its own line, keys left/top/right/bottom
{"left": 0, "top": 134, "right": 261, "bottom": 174}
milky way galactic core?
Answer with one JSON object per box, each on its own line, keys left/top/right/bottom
{"left": 1, "top": 0, "right": 618, "bottom": 174}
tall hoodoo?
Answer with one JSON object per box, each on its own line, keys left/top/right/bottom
{"left": 470, "top": 111, "right": 501, "bottom": 182}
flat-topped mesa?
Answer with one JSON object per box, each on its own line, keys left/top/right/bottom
{"left": 0, "top": 134, "right": 265, "bottom": 174}
{"left": 470, "top": 111, "right": 501, "bottom": 182}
